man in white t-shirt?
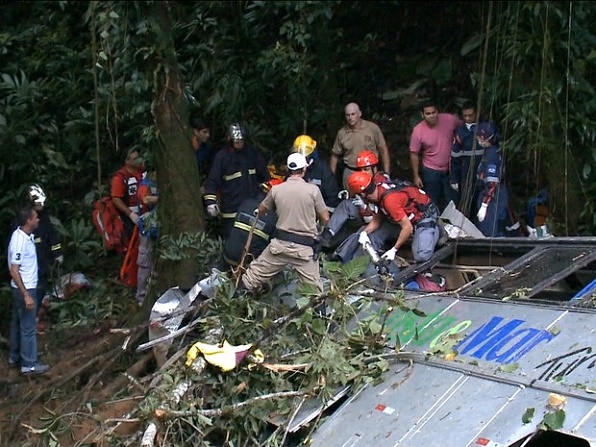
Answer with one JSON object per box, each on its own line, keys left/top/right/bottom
{"left": 7, "top": 204, "right": 50, "bottom": 375}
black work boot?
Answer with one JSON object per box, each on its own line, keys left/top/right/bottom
{"left": 319, "top": 228, "right": 334, "bottom": 248}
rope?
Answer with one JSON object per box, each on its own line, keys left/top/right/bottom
{"left": 535, "top": 3, "right": 551, "bottom": 189}
{"left": 564, "top": 2, "right": 572, "bottom": 235}
{"left": 458, "top": 1, "right": 494, "bottom": 221}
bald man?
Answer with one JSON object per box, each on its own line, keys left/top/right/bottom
{"left": 330, "top": 102, "right": 390, "bottom": 190}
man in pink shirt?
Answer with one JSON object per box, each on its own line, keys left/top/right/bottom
{"left": 409, "top": 99, "right": 462, "bottom": 210}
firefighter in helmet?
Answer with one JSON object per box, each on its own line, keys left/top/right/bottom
{"left": 25, "top": 184, "right": 63, "bottom": 328}
{"left": 292, "top": 134, "right": 341, "bottom": 213}
{"left": 347, "top": 170, "right": 439, "bottom": 263}
{"left": 203, "top": 122, "right": 271, "bottom": 238}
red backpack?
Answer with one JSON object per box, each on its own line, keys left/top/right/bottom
{"left": 92, "top": 197, "right": 128, "bottom": 253}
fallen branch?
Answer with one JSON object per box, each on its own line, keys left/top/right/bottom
{"left": 136, "top": 313, "right": 207, "bottom": 352}
{"left": 260, "top": 362, "right": 310, "bottom": 373}
{"left": 154, "top": 390, "right": 308, "bottom": 420}
{"left": 280, "top": 394, "right": 306, "bottom": 446}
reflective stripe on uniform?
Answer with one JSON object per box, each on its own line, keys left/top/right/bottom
{"left": 222, "top": 212, "right": 237, "bottom": 219}
{"left": 451, "top": 149, "right": 484, "bottom": 158}
{"left": 223, "top": 172, "right": 242, "bottom": 181}
{"left": 233, "top": 221, "right": 269, "bottom": 241}
{"left": 204, "top": 194, "right": 218, "bottom": 201}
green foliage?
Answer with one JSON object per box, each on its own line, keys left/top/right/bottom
{"left": 0, "top": 1, "right": 594, "bottom": 262}
{"left": 0, "top": 3, "right": 595, "bottom": 441}
{"left": 468, "top": 1, "right": 596, "bottom": 233}
{"left": 322, "top": 254, "right": 369, "bottom": 292}
{"left": 81, "top": 256, "right": 405, "bottom": 446}
{"left": 159, "top": 230, "right": 223, "bottom": 276}
{"left": 47, "top": 277, "right": 130, "bottom": 329}
{"left": 51, "top": 216, "right": 102, "bottom": 271}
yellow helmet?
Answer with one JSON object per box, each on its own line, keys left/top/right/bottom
{"left": 292, "top": 134, "right": 317, "bottom": 157}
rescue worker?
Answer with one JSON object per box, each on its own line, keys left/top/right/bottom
{"left": 292, "top": 134, "right": 341, "bottom": 213}
{"left": 347, "top": 170, "right": 440, "bottom": 264}
{"left": 222, "top": 180, "right": 281, "bottom": 269}
{"left": 474, "top": 122, "right": 517, "bottom": 237}
{"left": 203, "top": 122, "right": 270, "bottom": 239}
{"left": 330, "top": 102, "right": 391, "bottom": 190}
{"left": 111, "top": 147, "right": 145, "bottom": 241}
{"left": 135, "top": 171, "right": 158, "bottom": 306}
{"left": 450, "top": 102, "right": 501, "bottom": 217}
{"left": 241, "top": 153, "right": 329, "bottom": 295}
{"left": 24, "top": 184, "right": 63, "bottom": 328}
{"left": 320, "top": 150, "right": 396, "bottom": 252}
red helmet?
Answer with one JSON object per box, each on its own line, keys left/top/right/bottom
{"left": 348, "top": 171, "right": 375, "bottom": 195}
{"left": 356, "top": 150, "right": 378, "bottom": 169}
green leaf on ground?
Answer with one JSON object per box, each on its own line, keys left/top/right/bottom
{"left": 499, "top": 362, "right": 519, "bottom": 373}
{"left": 543, "top": 409, "right": 565, "bottom": 430}
{"left": 522, "top": 407, "right": 535, "bottom": 423}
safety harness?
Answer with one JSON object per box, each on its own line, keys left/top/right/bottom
{"left": 377, "top": 182, "right": 438, "bottom": 227}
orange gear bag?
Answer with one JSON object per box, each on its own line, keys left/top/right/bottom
{"left": 92, "top": 197, "right": 129, "bottom": 254}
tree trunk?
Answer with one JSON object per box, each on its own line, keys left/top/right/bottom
{"left": 149, "top": 1, "right": 205, "bottom": 299}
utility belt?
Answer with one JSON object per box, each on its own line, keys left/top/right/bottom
{"left": 274, "top": 229, "right": 321, "bottom": 260}
{"left": 415, "top": 202, "right": 439, "bottom": 229}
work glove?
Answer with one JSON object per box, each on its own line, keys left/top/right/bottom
{"left": 358, "top": 231, "right": 370, "bottom": 246}
{"left": 55, "top": 255, "right": 64, "bottom": 265}
{"left": 381, "top": 247, "right": 398, "bottom": 262}
{"left": 450, "top": 182, "right": 459, "bottom": 192}
{"left": 477, "top": 203, "right": 488, "bottom": 222}
{"left": 207, "top": 204, "right": 220, "bottom": 217}
{"left": 129, "top": 212, "right": 140, "bottom": 224}
{"left": 352, "top": 195, "right": 365, "bottom": 208}
{"left": 338, "top": 189, "right": 349, "bottom": 200}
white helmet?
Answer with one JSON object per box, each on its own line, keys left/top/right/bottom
{"left": 228, "top": 123, "right": 245, "bottom": 142}
{"left": 287, "top": 153, "right": 308, "bottom": 171}
{"left": 28, "top": 183, "right": 47, "bottom": 206}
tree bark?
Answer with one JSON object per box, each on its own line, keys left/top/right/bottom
{"left": 150, "top": 1, "right": 205, "bottom": 297}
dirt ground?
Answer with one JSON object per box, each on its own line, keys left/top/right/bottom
{"left": 0, "top": 311, "right": 152, "bottom": 446}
